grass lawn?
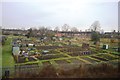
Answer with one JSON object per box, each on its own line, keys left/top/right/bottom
{"left": 2, "top": 37, "right": 15, "bottom": 67}
{"left": 0, "top": 46, "right": 2, "bottom": 66}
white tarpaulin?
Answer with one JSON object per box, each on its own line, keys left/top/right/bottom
{"left": 12, "top": 47, "right": 20, "bottom": 56}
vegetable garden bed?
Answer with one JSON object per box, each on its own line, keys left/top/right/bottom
{"left": 17, "top": 56, "right": 26, "bottom": 63}
{"left": 60, "top": 47, "right": 82, "bottom": 52}
{"left": 68, "top": 51, "right": 92, "bottom": 56}
{"left": 37, "top": 54, "right": 67, "bottom": 60}
{"left": 55, "top": 60, "right": 69, "bottom": 64}
{"left": 90, "top": 55, "right": 109, "bottom": 61}
{"left": 28, "top": 57, "right": 37, "bottom": 61}
{"left": 68, "top": 58, "right": 85, "bottom": 64}
{"left": 15, "top": 63, "right": 39, "bottom": 69}
{"left": 55, "top": 59, "right": 83, "bottom": 71}
{"left": 108, "top": 60, "right": 120, "bottom": 66}
{"left": 36, "top": 46, "right": 63, "bottom": 50}
{"left": 96, "top": 54, "right": 118, "bottom": 60}
{"left": 80, "top": 57, "right": 100, "bottom": 63}
{"left": 16, "top": 56, "right": 37, "bottom": 63}
{"left": 42, "top": 61, "right": 51, "bottom": 66}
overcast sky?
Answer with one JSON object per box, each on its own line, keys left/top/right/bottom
{"left": 0, "top": 0, "right": 119, "bottom": 31}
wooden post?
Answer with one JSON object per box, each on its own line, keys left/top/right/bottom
{"left": 15, "top": 55, "right": 18, "bottom": 63}
{"left": 96, "top": 42, "right": 100, "bottom": 50}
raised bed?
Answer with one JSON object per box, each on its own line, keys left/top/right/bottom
{"left": 90, "top": 55, "right": 109, "bottom": 61}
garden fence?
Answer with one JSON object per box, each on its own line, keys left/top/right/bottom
{"left": 1, "top": 60, "right": 118, "bottom": 78}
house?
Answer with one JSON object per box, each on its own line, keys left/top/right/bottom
{"left": 55, "top": 31, "right": 92, "bottom": 38}
{"left": 55, "top": 33, "right": 63, "bottom": 37}
{"left": 2, "top": 29, "right": 27, "bottom": 36}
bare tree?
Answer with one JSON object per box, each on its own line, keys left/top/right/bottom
{"left": 0, "top": 26, "right": 1, "bottom": 34}
{"left": 90, "top": 21, "right": 101, "bottom": 32}
{"left": 90, "top": 21, "right": 101, "bottom": 45}
{"left": 54, "top": 26, "right": 59, "bottom": 32}
{"left": 71, "top": 27, "right": 78, "bottom": 32}
{"left": 61, "top": 24, "right": 70, "bottom": 32}
{"left": 100, "top": 29, "right": 104, "bottom": 34}
{"left": 38, "top": 26, "right": 48, "bottom": 37}
{"left": 38, "top": 26, "right": 54, "bottom": 38}
{"left": 27, "top": 28, "right": 33, "bottom": 38}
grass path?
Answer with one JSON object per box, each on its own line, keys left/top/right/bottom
{"left": 2, "top": 37, "right": 15, "bottom": 67}
{"left": 2, "top": 37, "right": 15, "bottom": 78}
{"left": 0, "top": 46, "right": 2, "bottom": 66}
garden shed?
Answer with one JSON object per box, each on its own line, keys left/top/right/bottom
{"left": 26, "top": 43, "right": 35, "bottom": 47}
{"left": 42, "top": 50, "right": 49, "bottom": 54}
{"left": 103, "top": 44, "right": 109, "bottom": 49}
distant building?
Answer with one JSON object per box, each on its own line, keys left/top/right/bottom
{"left": 55, "top": 32, "right": 63, "bottom": 37}
{"left": 2, "top": 29, "right": 28, "bottom": 36}
{"left": 102, "top": 32, "right": 119, "bottom": 38}
{"left": 55, "top": 31, "right": 92, "bottom": 38}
